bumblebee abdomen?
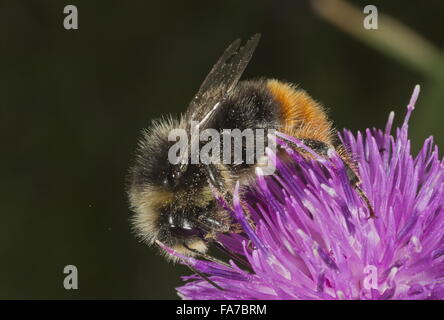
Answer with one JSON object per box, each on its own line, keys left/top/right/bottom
{"left": 211, "top": 79, "right": 334, "bottom": 146}
{"left": 210, "top": 79, "right": 281, "bottom": 132}
{"left": 266, "top": 79, "right": 334, "bottom": 145}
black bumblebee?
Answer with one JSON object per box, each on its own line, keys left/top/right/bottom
{"left": 127, "top": 34, "right": 372, "bottom": 261}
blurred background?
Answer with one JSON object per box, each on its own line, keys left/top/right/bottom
{"left": 1, "top": 0, "right": 443, "bottom": 299}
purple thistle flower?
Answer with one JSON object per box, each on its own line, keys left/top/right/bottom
{"left": 169, "top": 86, "right": 444, "bottom": 300}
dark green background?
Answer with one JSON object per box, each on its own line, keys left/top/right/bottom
{"left": 1, "top": 0, "right": 443, "bottom": 299}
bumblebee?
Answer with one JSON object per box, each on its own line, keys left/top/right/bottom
{"left": 127, "top": 34, "right": 372, "bottom": 261}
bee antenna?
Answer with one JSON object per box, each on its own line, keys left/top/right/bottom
{"left": 214, "top": 241, "right": 253, "bottom": 272}
{"left": 184, "top": 262, "right": 225, "bottom": 291}
{"left": 155, "top": 241, "right": 224, "bottom": 291}
{"left": 188, "top": 216, "right": 212, "bottom": 233}
{"left": 354, "top": 184, "right": 377, "bottom": 219}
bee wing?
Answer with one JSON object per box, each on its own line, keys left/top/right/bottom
{"left": 185, "top": 34, "right": 261, "bottom": 127}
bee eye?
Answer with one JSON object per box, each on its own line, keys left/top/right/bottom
{"left": 168, "top": 217, "right": 203, "bottom": 238}
{"left": 170, "top": 226, "right": 202, "bottom": 238}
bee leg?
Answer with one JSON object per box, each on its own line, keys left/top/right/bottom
{"left": 203, "top": 164, "right": 242, "bottom": 226}
{"left": 196, "top": 213, "right": 231, "bottom": 234}
{"left": 344, "top": 165, "right": 377, "bottom": 219}
{"left": 204, "top": 164, "right": 225, "bottom": 192}
{"left": 300, "top": 139, "right": 376, "bottom": 219}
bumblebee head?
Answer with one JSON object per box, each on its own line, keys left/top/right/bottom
{"left": 127, "top": 117, "right": 231, "bottom": 259}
